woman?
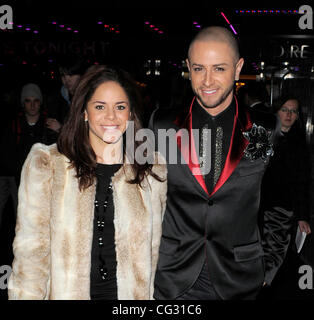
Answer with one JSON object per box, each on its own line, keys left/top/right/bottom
{"left": 274, "top": 96, "right": 311, "bottom": 235}
{"left": 259, "top": 95, "right": 311, "bottom": 299}
{"left": 8, "top": 65, "right": 167, "bottom": 300}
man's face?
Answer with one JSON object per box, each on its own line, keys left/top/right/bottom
{"left": 187, "top": 40, "right": 244, "bottom": 116}
{"left": 24, "top": 96, "right": 41, "bottom": 117}
{"left": 61, "top": 74, "right": 81, "bottom": 95}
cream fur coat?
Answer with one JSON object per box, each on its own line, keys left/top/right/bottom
{"left": 8, "top": 143, "right": 167, "bottom": 300}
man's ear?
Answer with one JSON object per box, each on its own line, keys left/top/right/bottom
{"left": 186, "top": 58, "right": 191, "bottom": 72}
{"left": 235, "top": 58, "right": 244, "bottom": 81}
{"left": 186, "top": 58, "right": 191, "bottom": 79}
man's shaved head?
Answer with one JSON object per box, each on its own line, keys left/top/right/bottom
{"left": 186, "top": 25, "right": 244, "bottom": 115}
{"left": 188, "top": 26, "right": 240, "bottom": 62}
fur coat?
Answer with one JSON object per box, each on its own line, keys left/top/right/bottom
{"left": 8, "top": 143, "right": 167, "bottom": 300}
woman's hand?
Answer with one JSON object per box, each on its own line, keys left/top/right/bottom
{"left": 298, "top": 220, "right": 312, "bottom": 235}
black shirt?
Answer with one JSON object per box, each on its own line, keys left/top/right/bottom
{"left": 90, "top": 163, "right": 122, "bottom": 300}
{"left": 192, "top": 99, "right": 235, "bottom": 194}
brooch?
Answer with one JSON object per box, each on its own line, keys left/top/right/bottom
{"left": 243, "top": 123, "right": 274, "bottom": 163}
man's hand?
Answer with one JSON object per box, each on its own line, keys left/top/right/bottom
{"left": 46, "top": 118, "right": 61, "bottom": 132}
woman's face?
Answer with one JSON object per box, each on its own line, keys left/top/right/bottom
{"left": 85, "top": 81, "right": 131, "bottom": 148}
{"left": 277, "top": 99, "right": 299, "bottom": 132}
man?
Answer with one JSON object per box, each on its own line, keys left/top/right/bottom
{"left": 16, "top": 83, "right": 58, "bottom": 177}
{"left": 243, "top": 81, "right": 270, "bottom": 113}
{"left": 0, "top": 83, "right": 57, "bottom": 229}
{"left": 46, "top": 56, "right": 87, "bottom": 133}
{"left": 150, "top": 26, "right": 290, "bottom": 300}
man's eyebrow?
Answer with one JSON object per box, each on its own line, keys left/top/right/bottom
{"left": 191, "top": 63, "right": 229, "bottom": 67}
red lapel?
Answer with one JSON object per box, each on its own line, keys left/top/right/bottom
{"left": 175, "top": 96, "right": 253, "bottom": 197}
{"left": 175, "top": 97, "right": 209, "bottom": 195}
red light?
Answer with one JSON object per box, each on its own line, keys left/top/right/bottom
{"left": 221, "top": 12, "right": 230, "bottom": 24}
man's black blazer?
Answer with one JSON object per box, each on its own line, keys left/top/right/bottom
{"left": 149, "top": 97, "right": 291, "bottom": 300}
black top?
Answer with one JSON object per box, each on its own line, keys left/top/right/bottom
{"left": 260, "top": 124, "right": 311, "bottom": 222}
{"left": 0, "top": 113, "right": 57, "bottom": 180}
{"left": 192, "top": 99, "right": 235, "bottom": 194}
{"left": 90, "top": 163, "right": 122, "bottom": 300}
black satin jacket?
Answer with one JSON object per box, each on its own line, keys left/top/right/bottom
{"left": 149, "top": 97, "right": 291, "bottom": 300}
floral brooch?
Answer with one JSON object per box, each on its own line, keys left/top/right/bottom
{"left": 243, "top": 123, "right": 274, "bottom": 162}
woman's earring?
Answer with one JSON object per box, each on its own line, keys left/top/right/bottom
{"left": 85, "top": 118, "right": 88, "bottom": 122}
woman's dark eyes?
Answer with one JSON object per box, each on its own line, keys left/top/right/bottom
{"left": 95, "top": 105, "right": 126, "bottom": 110}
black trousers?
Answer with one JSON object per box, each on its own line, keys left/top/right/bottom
{"left": 176, "top": 261, "right": 222, "bottom": 300}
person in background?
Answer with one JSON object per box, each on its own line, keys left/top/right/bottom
{"left": 243, "top": 81, "right": 270, "bottom": 113}
{"left": 0, "top": 85, "right": 19, "bottom": 231}
{"left": 46, "top": 56, "right": 88, "bottom": 133}
{"left": 262, "top": 95, "right": 311, "bottom": 235}
{"left": 0, "top": 83, "right": 57, "bottom": 229}
{"left": 8, "top": 65, "right": 167, "bottom": 300}
{"left": 259, "top": 95, "right": 311, "bottom": 299}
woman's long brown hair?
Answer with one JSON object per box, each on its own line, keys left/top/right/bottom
{"left": 57, "top": 65, "right": 163, "bottom": 190}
